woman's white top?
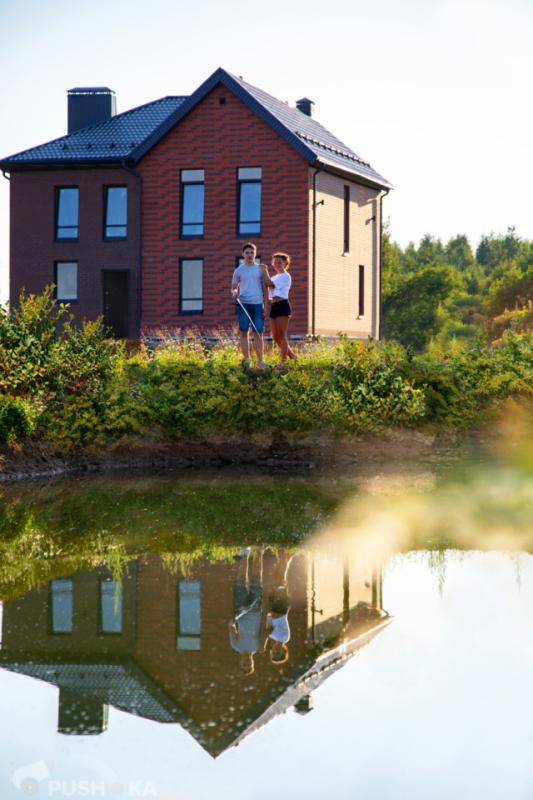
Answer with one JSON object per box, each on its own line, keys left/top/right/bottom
{"left": 269, "top": 271, "right": 291, "bottom": 301}
{"left": 267, "top": 612, "right": 290, "bottom": 643}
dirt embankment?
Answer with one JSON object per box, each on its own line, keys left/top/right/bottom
{"left": 0, "top": 429, "right": 446, "bottom": 483}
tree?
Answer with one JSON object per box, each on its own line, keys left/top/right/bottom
{"left": 382, "top": 265, "right": 456, "bottom": 350}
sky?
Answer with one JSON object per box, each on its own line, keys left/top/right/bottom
{"left": 1, "top": 0, "right": 532, "bottom": 303}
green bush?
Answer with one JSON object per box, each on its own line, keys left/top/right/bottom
{"left": 0, "top": 396, "right": 36, "bottom": 444}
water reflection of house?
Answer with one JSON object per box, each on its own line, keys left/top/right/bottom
{"left": 0, "top": 552, "right": 390, "bottom": 756}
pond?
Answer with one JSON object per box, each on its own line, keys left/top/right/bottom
{"left": 0, "top": 432, "right": 532, "bottom": 800}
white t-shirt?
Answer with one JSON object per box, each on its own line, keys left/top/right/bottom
{"left": 267, "top": 612, "right": 290, "bottom": 643}
{"left": 232, "top": 264, "right": 264, "bottom": 304}
{"left": 269, "top": 271, "right": 291, "bottom": 301}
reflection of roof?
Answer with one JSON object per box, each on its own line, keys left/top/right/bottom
{"left": 225, "top": 617, "right": 392, "bottom": 755}
{"left": 0, "top": 656, "right": 182, "bottom": 723}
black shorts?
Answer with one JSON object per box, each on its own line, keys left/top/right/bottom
{"left": 269, "top": 299, "right": 292, "bottom": 319}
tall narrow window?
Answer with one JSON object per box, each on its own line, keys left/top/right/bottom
{"left": 56, "top": 187, "right": 79, "bottom": 239}
{"left": 99, "top": 579, "right": 123, "bottom": 634}
{"left": 55, "top": 261, "right": 78, "bottom": 302}
{"left": 104, "top": 186, "right": 127, "bottom": 239}
{"left": 358, "top": 265, "right": 365, "bottom": 317}
{"left": 237, "top": 167, "right": 262, "bottom": 235}
{"left": 177, "top": 580, "right": 201, "bottom": 650}
{"left": 50, "top": 579, "right": 73, "bottom": 634}
{"left": 181, "top": 169, "right": 205, "bottom": 237}
{"left": 343, "top": 185, "right": 350, "bottom": 254}
{"left": 180, "top": 258, "right": 203, "bottom": 313}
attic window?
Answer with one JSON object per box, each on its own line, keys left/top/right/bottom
{"left": 219, "top": 97, "right": 226, "bottom": 106}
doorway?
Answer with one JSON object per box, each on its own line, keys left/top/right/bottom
{"left": 102, "top": 270, "right": 129, "bottom": 338}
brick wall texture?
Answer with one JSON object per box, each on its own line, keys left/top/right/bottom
{"left": 138, "top": 84, "right": 311, "bottom": 337}
{"left": 310, "top": 168, "right": 381, "bottom": 338}
{"left": 9, "top": 168, "right": 139, "bottom": 338}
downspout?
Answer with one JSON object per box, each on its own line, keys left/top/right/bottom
{"left": 2, "top": 171, "right": 10, "bottom": 181}
{"left": 121, "top": 160, "right": 142, "bottom": 338}
{"left": 311, "top": 165, "right": 324, "bottom": 337}
{"left": 378, "top": 188, "right": 390, "bottom": 340}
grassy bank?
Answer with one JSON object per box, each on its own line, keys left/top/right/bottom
{"left": 1, "top": 289, "right": 532, "bottom": 470}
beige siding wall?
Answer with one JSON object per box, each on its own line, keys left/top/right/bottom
{"left": 308, "top": 169, "right": 381, "bottom": 338}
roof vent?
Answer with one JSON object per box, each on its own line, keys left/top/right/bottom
{"left": 67, "top": 87, "right": 116, "bottom": 133}
{"left": 296, "top": 97, "right": 315, "bottom": 117}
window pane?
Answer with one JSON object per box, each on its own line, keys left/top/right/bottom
{"left": 238, "top": 167, "right": 262, "bottom": 180}
{"left": 179, "top": 580, "right": 201, "bottom": 635}
{"left": 239, "top": 222, "right": 261, "bottom": 234}
{"left": 181, "top": 260, "right": 203, "bottom": 311}
{"left": 56, "top": 262, "right": 77, "bottom": 301}
{"left": 106, "top": 187, "right": 127, "bottom": 228}
{"left": 239, "top": 182, "right": 261, "bottom": 223}
{"left": 182, "top": 184, "right": 204, "bottom": 226}
{"left": 51, "top": 579, "right": 73, "bottom": 633}
{"left": 181, "top": 299, "right": 203, "bottom": 312}
{"left": 57, "top": 188, "right": 78, "bottom": 237}
{"left": 100, "top": 580, "right": 123, "bottom": 633}
{"left": 182, "top": 169, "right": 205, "bottom": 183}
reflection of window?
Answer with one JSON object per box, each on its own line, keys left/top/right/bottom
{"left": 181, "top": 169, "right": 205, "bottom": 237}
{"left": 100, "top": 579, "right": 123, "bottom": 634}
{"left": 50, "top": 579, "right": 73, "bottom": 633}
{"left": 177, "top": 580, "right": 201, "bottom": 650}
{"left": 104, "top": 186, "right": 127, "bottom": 239}
{"left": 55, "top": 261, "right": 78, "bottom": 302}
{"left": 237, "top": 167, "right": 262, "bottom": 235}
{"left": 56, "top": 187, "right": 79, "bottom": 239}
{"left": 180, "top": 258, "right": 203, "bottom": 313}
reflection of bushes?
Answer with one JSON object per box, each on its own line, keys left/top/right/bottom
{"left": 1, "top": 290, "right": 532, "bottom": 454}
{"left": 0, "top": 476, "right": 343, "bottom": 600}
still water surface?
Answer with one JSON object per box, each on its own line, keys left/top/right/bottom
{"left": 1, "top": 445, "right": 532, "bottom": 799}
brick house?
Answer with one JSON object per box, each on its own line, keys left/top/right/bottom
{"left": 0, "top": 551, "right": 390, "bottom": 755}
{"left": 0, "top": 68, "right": 392, "bottom": 339}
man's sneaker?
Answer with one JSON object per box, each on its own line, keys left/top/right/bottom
{"left": 257, "top": 361, "right": 271, "bottom": 369}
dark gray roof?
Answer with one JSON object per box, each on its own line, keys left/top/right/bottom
{"left": 0, "top": 96, "right": 187, "bottom": 167}
{"left": 231, "top": 73, "right": 391, "bottom": 188}
{"left": 0, "top": 68, "right": 391, "bottom": 189}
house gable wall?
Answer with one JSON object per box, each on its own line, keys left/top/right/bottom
{"left": 309, "top": 169, "right": 381, "bottom": 338}
{"left": 138, "top": 84, "right": 310, "bottom": 336}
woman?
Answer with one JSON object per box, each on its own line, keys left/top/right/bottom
{"left": 262, "top": 253, "right": 297, "bottom": 363}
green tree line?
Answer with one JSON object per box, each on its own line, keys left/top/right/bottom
{"left": 382, "top": 226, "right": 533, "bottom": 350}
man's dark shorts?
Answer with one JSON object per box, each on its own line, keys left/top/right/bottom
{"left": 234, "top": 582, "right": 262, "bottom": 616}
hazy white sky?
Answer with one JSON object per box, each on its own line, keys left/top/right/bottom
{"left": 1, "top": 0, "right": 532, "bottom": 303}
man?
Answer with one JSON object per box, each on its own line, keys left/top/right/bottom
{"left": 231, "top": 242, "right": 269, "bottom": 368}
{"left": 229, "top": 547, "right": 264, "bottom": 675}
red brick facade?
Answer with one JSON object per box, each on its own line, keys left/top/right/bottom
{"left": 139, "top": 84, "right": 310, "bottom": 336}
{"left": 9, "top": 168, "right": 139, "bottom": 339}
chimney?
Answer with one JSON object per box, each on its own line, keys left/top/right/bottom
{"left": 58, "top": 688, "right": 109, "bottom": 734}
{"left": 294, "top": 692, "right": 314, "bottom": 715}
{"left": 67, "top": 87, "right": 116, "bottom": 133}
{"left": 296, "top": 97, "right": 315, "bottom": 117}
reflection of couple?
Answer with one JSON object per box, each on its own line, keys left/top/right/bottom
{"left": 228, "top": 547, "right": 291, "bottom": 674}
